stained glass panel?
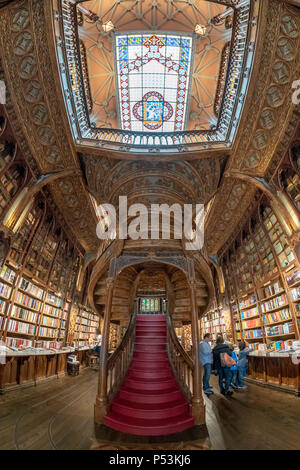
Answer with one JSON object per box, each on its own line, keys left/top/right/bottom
{"left": 115, "top": 33, "right": 193, "bottom": 133}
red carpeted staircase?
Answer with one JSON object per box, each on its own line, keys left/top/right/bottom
{"left": 104, "top": 314, "right": 194, "bottom": 436}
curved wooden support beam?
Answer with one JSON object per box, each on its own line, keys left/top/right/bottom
{"left": 20, "top": 169, "right": 81, "bottom": 217}
{"left": 3, "top": 169, "right": 81, "bottom": 232}
{"left": 224, "top": 170, "right": 296, "bottom": 234}
{"left": 76, "top": 252, "right": 96, "bottom": 292}
{"left": 209, "top": 255, "right": 225, "bottom": 295}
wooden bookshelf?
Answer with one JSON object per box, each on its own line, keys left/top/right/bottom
{"left": 0, "top": 196, "right": 100, "bottom": 350}
{"left": 220, "top": 202, "right": 300, "bottom": 352}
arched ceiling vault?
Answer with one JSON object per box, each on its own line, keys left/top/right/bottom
{"left": 79, "top": 0, "right": 231, "bottom": 130}
{"left": 0, "top": 0, "right": 299, "bottom": 261}
{"left": 79, "top": 154, "right": 227, "bottom": 207}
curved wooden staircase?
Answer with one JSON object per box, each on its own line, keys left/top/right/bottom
{"left": 104, "top": 314, "right": 194, "bottom": 436}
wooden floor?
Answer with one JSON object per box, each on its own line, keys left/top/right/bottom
{"left": 0, "top": 368, "right": 300, "bottom": 450}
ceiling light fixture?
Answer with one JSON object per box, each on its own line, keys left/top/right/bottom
{"left": 195, "top": 24, "right": 207, "bottom": 36}
{"left": 101, "top": 20, "right": 115, "bottom": 33}
{"left": 196, "top": 6, "right": 234, "bottom": 32}
{"left": 77, "top": 4, "right": 114, "bottom": 32}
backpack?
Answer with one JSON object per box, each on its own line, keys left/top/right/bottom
{"left": 220, "top": 352, "right": 237, "bottom": 368}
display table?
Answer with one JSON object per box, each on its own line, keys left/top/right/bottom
{"left": 0, "top": 347, "right": 92, "bottom": 393}
{"left": 246, "top": 352, "right": 300, "bottom": 396}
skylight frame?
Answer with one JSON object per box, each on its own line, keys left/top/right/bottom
{"left": 113, "top": 30, "right": 195, "bottom": 134}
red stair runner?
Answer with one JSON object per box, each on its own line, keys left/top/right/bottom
{"left": 104, "top": 314, "right": 194, "bottom": 436}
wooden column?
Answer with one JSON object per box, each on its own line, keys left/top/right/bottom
{"left": 190, "top": 279, "right": 205, "bottom": 425}
{"left": 94, "top": 277, "right": 114, "bottom": 424}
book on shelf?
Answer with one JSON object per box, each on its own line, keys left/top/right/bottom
{"left": 0, "top": 265, "right": 16, "bottom": 284}
{"left": 267, "top": 339, "right": 294, "bottom": 352}
{"left": 261, "top": 293, "right": 288, "bottom": 312}
{"left": 7, "top": 319, "right": 36, "bottom": 335}
{"left": 19, "top": 278, "right": 44, "bottom": 299}
{"left": 0, "top": 298, "right": 7, "bottom": 314}
{"left": 242, "top": 318, "right": 261, "bottom": 330}
{"left": 11, "top": 306, "right": 40, "bottom": 323}
{"left": 240, "top": 306, "right": 259, "bottom": 319}
{"left": 290, "top": 286, "right": 300, "bottom": 302}
{"left": 239, "top": 295, "right": 256, "bottom": 309}
{"left": 41, "top": 316, "right": 59, "bottom": 328}
{"left": 265, "top": 322, "right": 294, "bottom": 337}
{"left": 46, "top": 292, "right": 63, "bottom": 307}
{"left": 6, "top": 337, "right": 33, "bottom": 348}
{"left": 285, "top": 269, "right": 300, "bottom": 287}
{"left": 14, "top": 291, "right": 42, "bottom": 311}
{"left": 0, "top": 281, "right": 11, "bottom": 299}
{"left": 39, "top": 326, "right": 57, "bottom": 338}
{"left": 263, "top": 281, "right": 282, "bottom": 298}
{"left": 43, "top": 303, "right": 61, "bottom": 317}
{"left": 263, "top": 307, "right": 291, "bottom": 325}
{"left": 244, "top": 328, "right": 263, "bottom": 339}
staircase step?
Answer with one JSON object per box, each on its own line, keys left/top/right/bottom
{"left": 135, "top": 337, "right": 166, "bottom": 344}
{"left": 123, "top": 377, "right": 177, "bottom": 391}
{"left": 118, "top": 386, "right": 182, "bottom": 404}
{"left": 132, "top": 351, "right": 168, "bottom": 360}
{"left": 104, "top": 411, "right": 194, "bottom": 436}
{"left": 105, "top": 313, "right": 194, "bottom": 436}
{"left": 134, "top": 344, "right": 166, "bottom": 352}
{"left": 111, "top": 399, "right": 188, "bottom": 420}
{"left": 128, "top": 368, "right": 173, "bottom": 379}
{"left": 130, "top": 361, "right": 170, "bottom": 371}
{"left": 136, "top": 330, "right": 166, "bottom": 336}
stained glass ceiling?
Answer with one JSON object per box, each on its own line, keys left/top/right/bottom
{"left": 115, "top": 33, "right": 193, "bottom": 133}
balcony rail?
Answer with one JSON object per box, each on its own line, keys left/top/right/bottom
{"left": 53, "top": 0, "right": 258, "bottom": 154}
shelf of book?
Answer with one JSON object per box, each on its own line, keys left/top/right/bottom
{"left": 200, "top": 307, "right": 226, "bottom": 341}
{"left": 221, "top": 203, "right": 300, "bottom": 347}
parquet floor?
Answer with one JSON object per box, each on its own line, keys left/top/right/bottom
{"left": 0, "top": 368, "right": 300, "bottom": 450}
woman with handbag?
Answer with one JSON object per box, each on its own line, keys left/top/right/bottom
{"left": 212, "top": 336, "right": 235, "bottom": 396}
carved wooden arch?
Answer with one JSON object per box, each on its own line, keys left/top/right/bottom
{"left": 224, "top": 169, "right": 297, "bottom": 234}
{"left": 108, "top": 253, "right": 195, "bottom": 283}
{"left": 2, "top": 169, "right": 81, "bottom": 232}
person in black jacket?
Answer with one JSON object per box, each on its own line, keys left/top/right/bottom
{"left": 212, "top": 336, "right": 234, "bottom": 396}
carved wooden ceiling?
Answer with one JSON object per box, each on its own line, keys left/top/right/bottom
{"left": 80, "top": 154, "right": 227, "bottom": 207}
{"left": 78, "top": 0, "right": 230, "bottom": 130}
{"left": 0, "top": 0, "right": 299, "bottom": 265}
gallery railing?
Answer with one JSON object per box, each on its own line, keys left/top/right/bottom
{"left": 54, "top": 0, "right": 258, "bottom": 153}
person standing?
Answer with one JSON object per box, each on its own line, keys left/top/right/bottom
{"left": 200, "top": 333, "right": 214, "bottom": 395}
{"left": 93, "top": 328, "right": 102, "bottom": 356}
{"left": 229, "top": 344, "right": 238, "bottom": 390}
{"left": 237, "top": 340, "right": 253, "bottom": 389}
{"left": 212, "top": 336, "right": 234, "bottom": 396}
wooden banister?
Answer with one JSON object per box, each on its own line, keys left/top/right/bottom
{"left": 106, "top": 312, "right": 136, "bottom": 404}
{"left": 166, "top": 313, "right": 194, "bottom": 402}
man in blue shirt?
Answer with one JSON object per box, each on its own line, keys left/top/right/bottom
{"left": 200, "top": 333, "right": 213, "bottom": 395}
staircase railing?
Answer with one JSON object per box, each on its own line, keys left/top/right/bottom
{"left": 106, "top": 312, "right": 136, "bottom": 404}
{"left": 166, "top": 313, "right": 194, "bottom": 402}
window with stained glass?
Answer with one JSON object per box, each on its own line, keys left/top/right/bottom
{"left": 115, "top": 33, "right": 193, "bottom": 133}
{"left": 140, "top": 297, "right": 160, "bottom": 312}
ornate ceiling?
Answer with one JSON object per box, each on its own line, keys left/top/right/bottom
{"left": 79, "top": 0, "right": 230, "bottom": 130}
{"left": 205, "top": 0, "right": 300, "bottom": 254}
{"left": 0, "top": 0, "right": 299, "bottom": 264}
{"left": 80, "top": 154, "right": 227, "bottom": 207}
